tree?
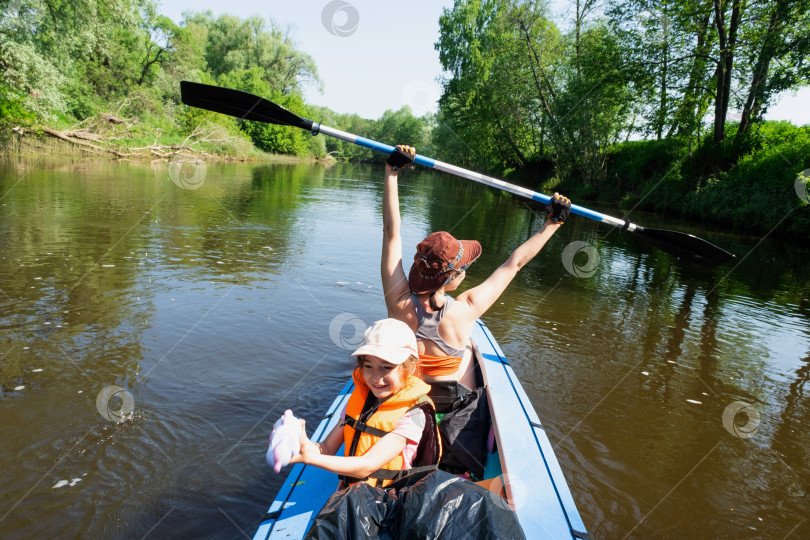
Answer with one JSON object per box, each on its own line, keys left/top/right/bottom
{"left": 0, "top": 0, "right": 153, "bottom": 120}
{"left": 609, "top": 0, "right": 810, "bottom": 147}
{"left": 436, "top": 0, "right": 559, "bottom": 170}
{"left": 435, "top": 0, "right": 630, "bottom": 184}
{"left": 711, "top": 0, "right": 743, "bottom": 143}
{"left": 217, "top": 67, "right": 311, "bottom": 156}
{"left": 734, "top": 0, "right": 810, "bottom": 142}
{"left": 374, "top": 108, "right": 432, "bottom": 158}
{"left": 182, "top": 11, "right": 321, "bottom": 96}
{"left": 550, "top": 24, "right": 632, "bottom": 184}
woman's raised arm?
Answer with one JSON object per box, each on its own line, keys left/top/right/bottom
{"left": 381, "top": 146, "right": 417, "bottom": 322}
{"left": 458, "top": 194, "right": 571, "bottom": 321}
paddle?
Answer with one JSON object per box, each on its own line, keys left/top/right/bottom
{"left": 180, "top": 81, "right": 736, "bottom": 266}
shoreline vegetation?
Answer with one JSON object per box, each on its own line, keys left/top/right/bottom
{"left": 1, "top": 123, "right": 325, "bottom": 165}
{"left": 1, "top": 1, "right": 807, "bottom": 239}
{"left": 1, "top": 136, "right": 328, "bottom": 165}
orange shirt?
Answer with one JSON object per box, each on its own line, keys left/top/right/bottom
{"left": 419, "top": 353, "right": 463, "bottom": 377}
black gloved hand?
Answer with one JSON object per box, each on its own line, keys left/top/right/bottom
{"left": 386, "top": 145, "right": 415, "bottom": 170}
{"left": 546, "top": 192, "right": 571, "bottom": 224}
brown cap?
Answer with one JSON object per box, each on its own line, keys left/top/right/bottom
{"left": 408, "top": 231, "right": 482, "bottom": 294}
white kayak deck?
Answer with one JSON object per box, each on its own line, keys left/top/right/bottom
{"left": 253, "top": 319, "right": 588, "bottom": 539}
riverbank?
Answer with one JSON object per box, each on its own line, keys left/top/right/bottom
{"left": 0, "top": 127, "right": 334, "bottom": 166}
{"left": 527, "top": 122, "right": 810, "bottom": 240}
{"left": 4, "top": 120, "right": 806, "bottom": 241}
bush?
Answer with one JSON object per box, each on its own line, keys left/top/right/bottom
{"left": 0, "top": 41, "right": 67, "bottom": 120}
{"left": 693, "top": 123, "right": 810, "bottom": 235}
{"left": 598, "top": 122, "right": 809, "bottom": 237}
{"left": 0, "top": 83, "right": 36, "bottom": 132}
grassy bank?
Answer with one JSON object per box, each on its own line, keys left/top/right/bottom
{"left": 539, "top": 121, "right": 810, "bottom": 239}
{"left": 0, "top": 113, "right": 329, "bottom": 164}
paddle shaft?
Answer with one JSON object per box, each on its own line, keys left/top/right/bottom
{"left": 316, "top": 124, "right": 631, "bottom": 230}
{"left": 179, "top": 81, "right": 735, "bottom": 265}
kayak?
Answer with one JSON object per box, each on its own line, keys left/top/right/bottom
{"left": 252, "top": 319, "right": 589, "bottom": 539}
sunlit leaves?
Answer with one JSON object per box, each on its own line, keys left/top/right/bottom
{"left": 435, "top": 0, "right": 631, "bottom": 184}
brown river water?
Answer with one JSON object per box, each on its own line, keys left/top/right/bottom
{"left": 1, "top": 158, "right": 808, "bottom": 539}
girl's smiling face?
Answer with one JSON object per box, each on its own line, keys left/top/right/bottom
{"left": 361, "top": 355, "right": 405, "bottom": 399}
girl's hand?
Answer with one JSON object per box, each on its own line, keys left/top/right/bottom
{"left": 289, "top": 419, "right": 321, "bottom": 464}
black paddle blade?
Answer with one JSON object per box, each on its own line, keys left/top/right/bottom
{"left": 180, "top": 81, "right": 314, "bottom": 131}
{"left": 633, "top": 227, "right": 736, "bottom": 266}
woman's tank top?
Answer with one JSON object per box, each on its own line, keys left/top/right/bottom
{"left": 411, "top": 294, "right": 468, "bottom": 358}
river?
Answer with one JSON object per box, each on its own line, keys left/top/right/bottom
{"left": 1, "top": 158, "right": 808, "bottom": 539}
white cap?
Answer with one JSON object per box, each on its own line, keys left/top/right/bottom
{"left": 351, "top": 319, "right": 418, "bottom": 365}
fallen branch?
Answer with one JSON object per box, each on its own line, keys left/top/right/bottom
{"left": 67, "top": 101, "right": 134, "bottom": 136}
{"left": 64, "top": 130, "right": 104, "bottom": 142}
{"left": 41, "top": 127, "right": 129, "bottom": 158}
{"left": 101, "top": 113, "right": 127, "bottom": 125}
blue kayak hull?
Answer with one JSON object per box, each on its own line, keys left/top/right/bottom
{"left": 253, "top": 320, "right": 588, "bottom": 539}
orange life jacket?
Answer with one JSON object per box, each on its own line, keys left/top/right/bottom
{"left": 341, "top": 368, "right": 441, "bottom": 487}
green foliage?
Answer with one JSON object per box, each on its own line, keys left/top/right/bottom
{"left": 431, "top": 109, "right": 476, "bottom": 167}
{"left": 0, "top": 0, "right": 379, "bottom": 160}
{"left": 435, "top": 0, "right": 630, "bottom": 183}
{"left": 689, "top": 122, "right": 810, "bottom": 236}
{"left": 435, "top": 0, "right": 561, "bottom": 171}
{"left": 608, "top": 0, "right": 810, "bottom": 144}
{"left": 604, "top": 122, "right": 809, "bottom": 238}
{"left": 183, "top": 11, "right": 321, "bottom": 95}
{"left": 321, "top": 110, "right": 377, "bottom": 161}
{"left": 549, "top": 23, "right": 632, "bottom": 185}
{"left": 0, "top": 40, "right": 67, "bottom": 118}
{"left": 0, "top": 83, "right": 35, "bottom": 133}
{"left": 215, "top": 68, "right": 309, "bottom": 156}
{"left": 373, "top": 108, "right": 433, "bottom": 160}
{"left": 0, "top": 0, "right": 437, "bottom": 161}
{"left": 605, "top": 138, "right": 686, "bottom": 199}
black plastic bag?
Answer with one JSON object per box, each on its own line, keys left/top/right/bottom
{"left": 438, "top": 386, "right": 490, "bottom": 479}
{"left": 305, "top": 469, "right": 525, "bottom": 540}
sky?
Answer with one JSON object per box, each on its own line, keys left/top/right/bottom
{"left": 157, "top": 0, "right": 809, "bottom": 125}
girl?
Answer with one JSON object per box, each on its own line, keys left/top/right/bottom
{"left": 381, "top": 145, "right": 571, "bottom": 412}
{"left": 290, "top": 318, "right": 440, "bottom": 488}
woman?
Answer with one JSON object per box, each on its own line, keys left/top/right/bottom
{"left": 381, "top": 145, "right": 570, "bottom": 412}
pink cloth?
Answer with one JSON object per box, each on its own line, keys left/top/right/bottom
{"left": 393, "top": 408, "right": 425, "bottom": 469}
{"left": 340, "top": 405, "right": 425, "bottom": 469}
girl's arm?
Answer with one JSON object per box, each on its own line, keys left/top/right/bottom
{"left": 291, "top": 420, "right": 408, "bottom": 479}
{"left": 315, "top": 420, "right": 347, "bottom": 456}
{"left": 381, "top": 155, "right": 417, "bottom": 324}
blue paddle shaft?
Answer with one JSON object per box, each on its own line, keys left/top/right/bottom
{"left": 316, "top": 124, "right": 631, "bottom": 230}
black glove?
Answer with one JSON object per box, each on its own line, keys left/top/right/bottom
{"left": 546, "top": 193, "right": 571, "bottom": 224}
{"left": 386, "top": 145, "right": 415, "bottom": 170}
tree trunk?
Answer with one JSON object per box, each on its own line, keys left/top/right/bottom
{"left": 41, "top": 127, "right": 127, "bottom": 157}
{"left": 736, "top": 7, "right": 780, "bottom": 139}
{"left": 518, "top": 18, "right": 558, "bottom": 120}
{"left": 658, "top": 39, "right": 668, "bottom": 140}
{"left": 494, "top": 110, "right": 527, "bottom": 166}
{"left": 138, "top": 45, "right": 164, "bottom": 86}
{"left": 575, "top": 0, "right": 582, "bottom": 77}
{"left": 671, "top": 10, "right": 713, "bottom": 139}
{"left": 712, "top": 0, "right": 742, "bottom": 144}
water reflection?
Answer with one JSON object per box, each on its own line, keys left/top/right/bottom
{"left": 0, "top": 159, "right": 808, "bottom": 539}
